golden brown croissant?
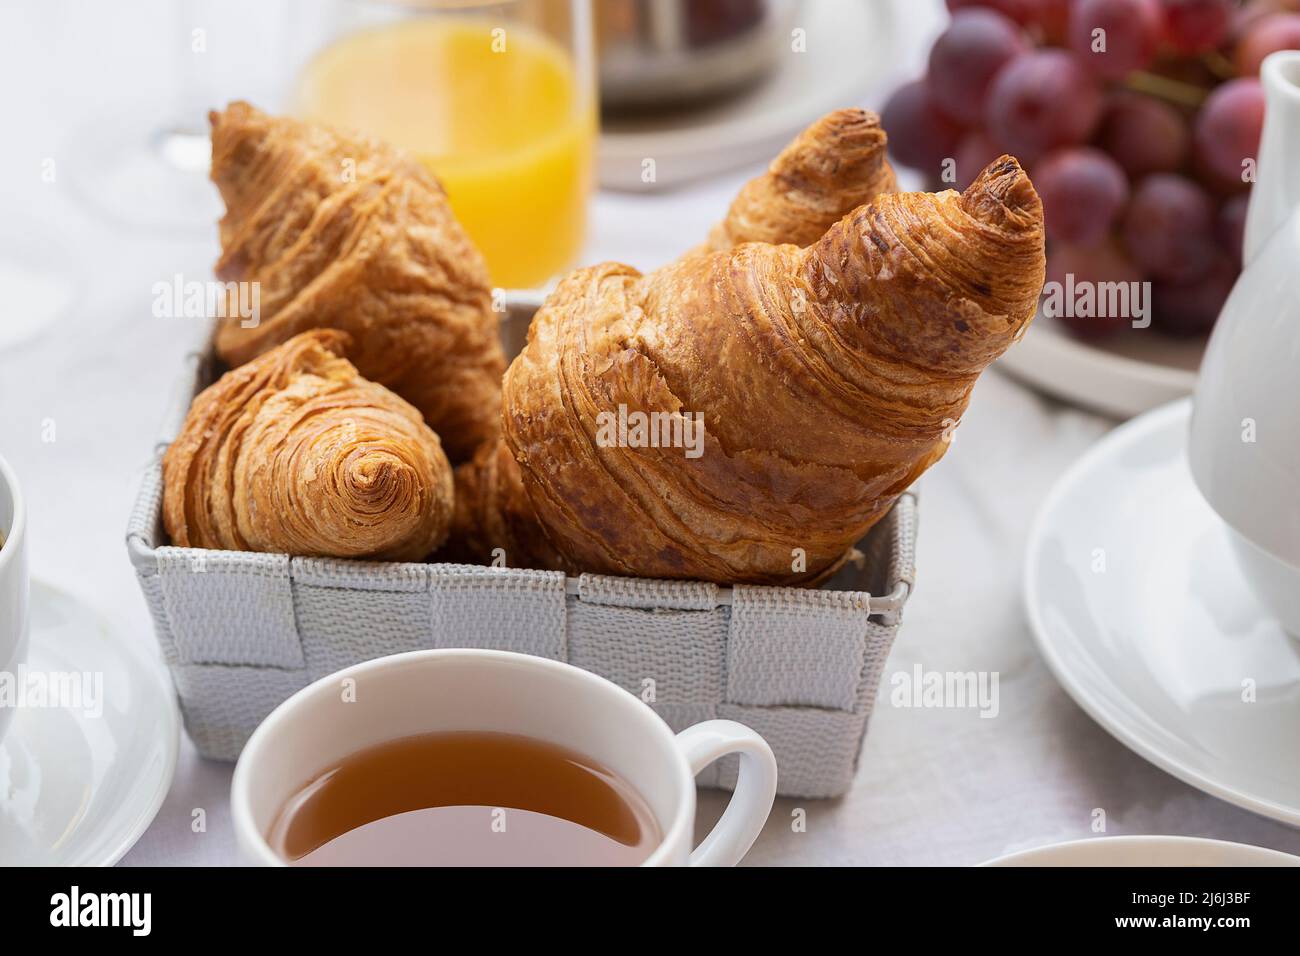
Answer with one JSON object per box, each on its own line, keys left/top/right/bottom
{"left": 696, "top": 107, "right": 897, "bottom": 254}
{"left": 162, "top": 330, "right": 453, "bottom": 561}
{"left": 450, "top": 109, "right": 900, "bottom": 569}
{"left": 444, "top": 439, "right": 567, "bottom": 569}
{"left": 208, "top": 101, "right": 504, "bottom": 462}
{"left": 495, "top": 158, "right": 1044, "bottom": 585}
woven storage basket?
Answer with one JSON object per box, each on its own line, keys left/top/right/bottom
{"left": 126, "top": 293, "right": 917, "bottom": 799}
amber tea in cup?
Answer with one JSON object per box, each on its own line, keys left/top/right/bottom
{"left": 268, "top": 730, "right": 662, "bottom": 866}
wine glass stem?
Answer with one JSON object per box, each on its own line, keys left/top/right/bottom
{"left": 162, "top": 0, "right": 212, "bottom": 169}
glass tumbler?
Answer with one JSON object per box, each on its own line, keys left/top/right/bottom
{"left": 295, "top": 0, "right": 597, "bottom": 289}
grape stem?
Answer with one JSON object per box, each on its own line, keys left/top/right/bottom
{"left": 1123, "top": 71, "right": 1211, "bottom": 108}
{"left": 1199, "top": 50, "right": 1237, "bottom": 82}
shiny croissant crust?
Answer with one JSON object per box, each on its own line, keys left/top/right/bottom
{"left": 208, "top": 102, "right": 504, "bottom": 462}
{"left": 451, "top": 108, "right": 899, "bottom": 569}
{"left": 499, "top": 159, "right": 1045, "bottom": 585}
{"left": 162, "top": 330, "right": 454, "bottom": 561}
{"left": 698, "top": 107, "right": 897, "bottom": 253}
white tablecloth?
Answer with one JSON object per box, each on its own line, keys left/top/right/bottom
{"left": 2, "top": 0, "right": 1297, "bottom": 867}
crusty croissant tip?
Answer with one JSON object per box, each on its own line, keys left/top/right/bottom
{"left": 961, "top": 156, "right": 1043, "bottom": 225}
{"left": 209, "top": 100, "right": 252, "bottom": 132}
{"left": 801, "top": 107, "right": 887, "bottom": 149}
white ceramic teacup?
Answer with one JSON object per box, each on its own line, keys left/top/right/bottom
{"left": 232, "top": 649, "right": 778, "bottom": 866}
{"left": 0, "top": 453, "right": 30, "bottom": 743}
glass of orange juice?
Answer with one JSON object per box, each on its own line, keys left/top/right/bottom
{"left": 296, "top": 1, "right": 596, "bottom": 289}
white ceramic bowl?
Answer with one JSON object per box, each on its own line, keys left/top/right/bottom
{"left": 985, "top": 836, "right": 1300, "bottom": 867}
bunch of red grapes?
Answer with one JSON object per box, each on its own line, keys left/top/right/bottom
{"left": 883, "top": 0, "right": 1300, "bottom": 339}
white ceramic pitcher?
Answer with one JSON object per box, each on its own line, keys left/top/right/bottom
{"left": 1189, "top": 51, "right": 1300, "bottom": 637}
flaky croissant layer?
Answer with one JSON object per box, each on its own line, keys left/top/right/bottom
{"left": 163, "top": 330, "right": 454, "bottom": 561}
{"left": 498, "top": 158, "right": 1045, "bottom": 585}
{"left": 208, "top": 102, "right": 505, "bottom": 462}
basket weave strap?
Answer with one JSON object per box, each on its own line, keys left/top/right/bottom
{"left": 155, "top": 547, "right": 305, "bottom": 669}
{"left": 428, "top": 564, "right": 567, "bottom": 660}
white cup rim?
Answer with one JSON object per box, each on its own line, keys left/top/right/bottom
{"left": 0, "top": 454, "right": 25, "bottom": 580}
{"left": 231, "top": 648, "right": 697, "bottom": 867}
{"left": 1263, "top": 49, "right": 1300, "bottom": 104}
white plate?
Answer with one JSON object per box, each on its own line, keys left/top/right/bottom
{"left": 998, "top": 312, "right": 1203, "bottom": 420}
{"left": 1024, "top": 398, "right": 1300, "bottom": 827}
{"left": 0, "top": 581, "right": 178, "bottom": 865}
{"left": 985, "top": 835, "right": 1300, "bottom": 867}
{"left": 599, "top": 0, "right": 902, "bottom": 191}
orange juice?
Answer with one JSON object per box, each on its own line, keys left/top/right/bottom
{"left": 296, "top": 18, "right": 594, "bottom": 288}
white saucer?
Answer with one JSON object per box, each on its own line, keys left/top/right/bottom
{"left": 1025, "top": 398, "right": 1300, "bottom": 827}
{"left": 0, "top": 581, "right": 178, "bottom": 865}
{"left": 985, "top": 835, "right": 1300, "bottom": 867}
{"left": 998, "top": 312, "right": 1202, "bottom": 419}
{"left": 598, "top": 0, "right": 904, "bottom": 191}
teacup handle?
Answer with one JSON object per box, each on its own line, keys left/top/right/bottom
{"left": 674, "top": 720, "right": 778, "bottom": 866}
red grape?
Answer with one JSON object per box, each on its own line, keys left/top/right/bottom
{"left": 881, "top": 79, "right": 965, "bottom": 175}
{"left": 1044, "top": 240, "right": 1144, "bottom": 339}
{"left": 985, "top": 50, "right": 1103, "bottom": 161}
{"left": 1096, "top": 92, "right": 1189, "bottom": 177}
{"left": 946, "top": 0, "right": 1036, "bottom": 24}
{"left": 1231, "top": 0, "right": 1292, "bottom": 37}
{"left": 1216, "top": 193, "right": 1250, "bottom": 265}
{"left": 947, "top": 0, "right": 1075, "bottom": 37}
{"left": 1068, "top": 0, "right": 1164, "bottom": 79}
{"left": 1194, "top": 78, "right": 1265, "bottom": 186}
{"left": 928, "top": 9, "right": 1028, "bottom": 126}
{"left": 1235, "top": 12, "right": 1300, "bottom": 78}
{"left": 1121, "top": 173, "right": 1218, "bottom": 281}
{"left": 1035, "top": 147, "right": 1130, "bottom": 245}
{"left": 1030, "top": 0, "right": 1074, "bottom": 43}
{"left": 1161, "top": 0, "right": 1230, "bottom": 54}
{"left": 955, "top": 131, "right": 1007, "bottom": 189}
{"left": 1152, "top": 253, "right": 1237, "bottom": 335}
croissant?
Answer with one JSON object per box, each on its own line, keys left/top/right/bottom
{"left": 162, "top": 330, "right": 453, "bottom": 561}
{"left": 696, "top": 107, "right": 897, "bottom": 253}
{"left": 450, "top": 109, "right": 899, "bottom": 569}
{"left": 208, "top": 102, "right": 504, "bottom": 462}
{"left": 446, "top": 438, "right": 567, "bottom": 570}
{"left": 494, "top": 158, "right": 1044, "bottom": 585}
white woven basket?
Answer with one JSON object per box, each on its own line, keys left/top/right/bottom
{"left": 125, "top": 293, "right": 917, "bottom": 798}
